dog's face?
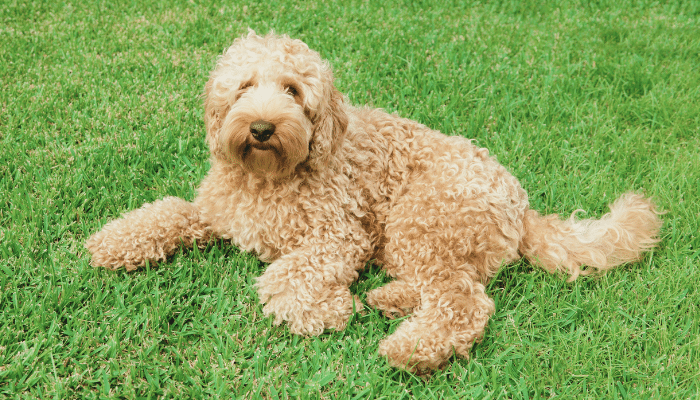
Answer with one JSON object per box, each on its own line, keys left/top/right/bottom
{"left": 204, "top": 33, "right": 348, "bottom": 178}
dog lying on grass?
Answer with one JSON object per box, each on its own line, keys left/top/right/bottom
{"left": 86, "top": 32, "right": 662, "bottom": 373}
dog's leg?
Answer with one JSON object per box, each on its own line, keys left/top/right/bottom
{"left": 372, "top": 168, "right": 523, "bottom": 372}
{"left": 85, "top": 197, "right": 213, "bottom": 270}
{"left": 378, "top": 279, "right": 495, "bottom": 374}
{"left": 255, "top": 232, "right": 371, "bottom": 336}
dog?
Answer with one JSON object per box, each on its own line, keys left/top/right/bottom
{"left": 86, "top": 32, "right": 662, "bottom": 373}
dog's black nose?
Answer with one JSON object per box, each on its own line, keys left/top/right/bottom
{"left": 250, "top": 120, "right": 276, "bottom": 142}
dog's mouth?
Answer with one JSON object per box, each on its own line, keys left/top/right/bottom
{"left": 240, "top": 137, "right": 283, "bottom": 165}
{"left": 249, "top": 142, "right": 275, "bottom": 151}
{"left": 244, "top": 138, "right": 281, "bottom": 156}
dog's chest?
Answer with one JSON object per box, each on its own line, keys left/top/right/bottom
{"left": 200, "top": 186, "right": 304, "bottom": 262}
{"left": 197, "top": 165, "right": 357, "bottom": 263}
{"left": 219, "top": 195, "right": 292, "bottom": 262}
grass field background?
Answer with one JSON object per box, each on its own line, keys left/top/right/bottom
{"left": 1, "top": 0, "right": 699, "bottom": 398}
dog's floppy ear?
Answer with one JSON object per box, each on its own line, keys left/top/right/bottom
{"left": 308, "top": 88, "right": 348, "bottom": 169}
{"left": 203, "top": 77, "right": 229, "bottom": 160}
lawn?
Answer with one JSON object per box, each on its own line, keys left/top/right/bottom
{"left": 1, "top": 0, "right": 699, "bottom": 398}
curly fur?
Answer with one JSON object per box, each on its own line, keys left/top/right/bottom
{"left": 85, "top": 32, "right": 663, "bottom": 373}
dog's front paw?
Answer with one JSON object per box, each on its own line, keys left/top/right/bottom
{"left": 85, "top": 226, "right": 154, "bottom": 271}
{"left": 85, "top": 197, "right": 210, "bottom": 270}
{"left": 259, "top": 284, "right": 362, "bottom": 336}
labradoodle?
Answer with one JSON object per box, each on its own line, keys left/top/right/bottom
{"left": 86, "top": 32, "right": 662, "bottom": 373}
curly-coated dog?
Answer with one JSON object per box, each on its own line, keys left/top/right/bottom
{"left": 86, "top": 32, "right": 662, "bottom": 373}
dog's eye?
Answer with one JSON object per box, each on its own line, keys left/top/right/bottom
{"left": 235, "top": 82, "right": 253, "bottom": 101}
{"left": 285, "top": 85, "right": 299, "bottom": 98}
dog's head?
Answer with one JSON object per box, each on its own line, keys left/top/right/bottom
{"left": 204, "top": 32, "right": 348, "bottom": 178}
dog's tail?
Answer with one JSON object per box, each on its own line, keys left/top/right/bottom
{"left": 519, "top": 193, "right": 662, "bottom": 281}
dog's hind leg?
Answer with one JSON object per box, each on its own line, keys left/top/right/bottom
{"left": 370, "top": 166, "right": 523, "bottom": 372}
{"left": 378, "top": 277, "right": 495, "bottom": 373}
{"left": 85, "top": 197, "right": 213, "bottom": 270}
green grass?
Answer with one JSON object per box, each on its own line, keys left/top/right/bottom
{"left": 1, "top": 0, "right": 699, "bottom": 398}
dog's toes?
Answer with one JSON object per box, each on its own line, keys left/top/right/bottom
{"left": 376, "top": 315, "right": 456, "bottom": 374}
{"left": 366, "top": 280, "right": 419, "bottom": 317}
{"left": 378, "top": 333, "right": 448, "bottom": 375}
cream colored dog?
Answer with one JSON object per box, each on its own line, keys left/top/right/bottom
{"left": 86, "top": 32, "right": 662, "bottom": 373}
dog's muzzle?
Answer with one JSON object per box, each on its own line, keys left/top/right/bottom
{"left": 250, "top": 120, "right": 276, "bottom": 143}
